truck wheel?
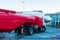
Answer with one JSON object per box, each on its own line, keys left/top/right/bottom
{"left": 15, "top": 27, "right": 22, "bottom": 34}
{"left": 39, "top": 26, "right": 46, "bottom": 32}
{"left": 27, "top": 26, "right": 34, "bottom": 35}
{"left": 33, "top": 25, "right": 39, "bottom": 33}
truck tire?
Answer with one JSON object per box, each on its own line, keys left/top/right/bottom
{"left": 15, "top": 27, "right": 22, "bottom": 34}
{"left": 33, "top": 26, "right": 39, "bottom": 33}
{"left": 39, "top": 26, "right": 46, "bottom": 32}
{"left": 27, "top": 26, "right": 34, "bottom": 35}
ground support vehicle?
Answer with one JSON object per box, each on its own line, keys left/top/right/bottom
{"left": 0, "top": 9, "right": 46, "bottom": 35}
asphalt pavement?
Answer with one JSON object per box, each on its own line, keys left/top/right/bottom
{"left": 0, "top": 26, "right": 60, "bottom": 40}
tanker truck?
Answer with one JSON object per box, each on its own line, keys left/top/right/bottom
{"left": 0, "top": 9, "right": 46, "bottom": 35}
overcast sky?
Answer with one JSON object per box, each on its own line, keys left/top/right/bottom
{"left": 0, "top": 0, "right": 60, "bottom": 13}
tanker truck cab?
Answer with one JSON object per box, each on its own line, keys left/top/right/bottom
{"left": 32, "top": 10, "right": 46, "bottom": 32}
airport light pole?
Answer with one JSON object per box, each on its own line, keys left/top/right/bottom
{"left": 22, "top": 1, "right": 25, "bottom": 12}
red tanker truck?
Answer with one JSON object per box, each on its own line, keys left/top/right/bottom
{"left": 0, "top": 9, "right": 46, "bottom": 35}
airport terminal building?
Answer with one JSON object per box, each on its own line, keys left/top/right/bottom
{"left": 45, "top": 12, "right": 60, "bottom": 27}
